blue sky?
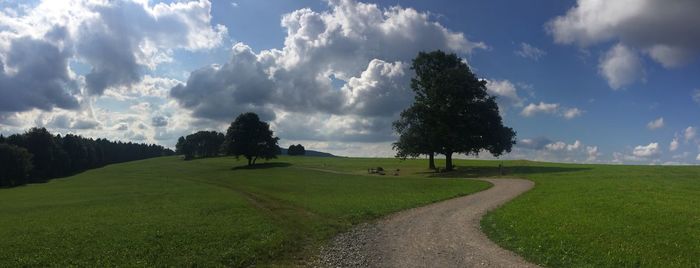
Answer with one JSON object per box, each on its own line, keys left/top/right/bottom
{"left": 1, "top": 0, "right": 699, "bottom": 164}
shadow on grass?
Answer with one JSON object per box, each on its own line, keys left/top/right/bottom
{"left": 231, "top": 162, "right": 293, "bottom": 170}
{"left": 427, "top": 165, "right": 591, "bottom": 178}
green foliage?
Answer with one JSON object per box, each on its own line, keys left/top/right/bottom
{"left": 287, "top": 144, "right": 306, "bottom": 155}
{"left": 222, "top": 113, "right": 280, "bottom": 166}
{"left": 2, "top": 128, "right": 173, "bottom": 187}
{"left": 176, "top": 131, "right": 225, "bottom": 160}
{"left": 0, "top": 156, "right": 488, "bottom": 266}
{"left": 0, "top": 143, "right": 33, "bottom": 187}
{"left": 394, "top": 50, "right": 516, "bottom": 171}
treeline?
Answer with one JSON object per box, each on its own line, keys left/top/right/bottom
{"left": 175, "top": 131, "right": 225, "bottom": 160}
{"left": 0, "top": 128, "right": 174, "bottom": 188}
{"left": 176, "top": 113, "right": 310, "bottom": 166}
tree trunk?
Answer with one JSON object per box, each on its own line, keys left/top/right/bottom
{"left": 428, "top": 152, "right": 436, "bottom": 170}
{"left": 445, "top": 152, "right": 453, "bottom": 171}
{"left": 252, "top": 156, "right": 258, "bottom": 165}
{"left": 247, "top": 157, "right": 252, "bottom": 166}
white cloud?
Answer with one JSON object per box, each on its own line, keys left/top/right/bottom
{"left": 548, "top": 0, "right": 700, "bottom": 68}
{"left": 696, "top": 153, "right": 700, "bottom": 161}
{"left": 545, "top": 141, "right": 566, "bottom": 151}
{"left": 598, "top": 43, "right": 643, "bottom": 89}
{"left": 632, "top": 142, "right": 660, "bottom": 158}
{"left": 521, "top": 102, "right": 559, "bottom": 117}
{"left": 485, "top": 79, "right": 523, "bottom": 106}
{"left": 684, "top": 126, "right": 696, "bottom": 141}
{"left": 562, "top": 108, "right": 582, "bottom": 119}
{"left": 515, "top": 42, "right": 546, "bottom": 61}
{"left": 586, "top": 145, "right": 600, "bottom": 161}
{"left": 646, "top": 117, "right": 664, "bottom": 130}
{"left": 171, "top": 0, "right": 487, "bottom": 143}
{"left": 0, "top": 0, "right": 227, "bottom": 100}
{"left": 669, "top": 138, "right": 679, "bottom": 151}
{"left": 516, "top": 138, "right": 599, "bottom": 163}
{"left": 521, "top": 102, "right": 582, "bottom": 119}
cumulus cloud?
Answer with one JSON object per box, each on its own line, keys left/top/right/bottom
{"left": 0, "top": 34, "right": 80, "bottom": 112}
{"left": 151, "top": 115, "right": 168, "bottom": 127}
{"left": 517, "top": 137, "right": 552, "bottom": 150}
{"left": 632, "top": 142, "right": 660, "bottom": 158}
{"left": 520, "top": 102, "right": 582, "bottom": 119}
{"left": 548, "top": 0, "right": 700, "bottom": 68}
{"left": 562, "top": 108, "right": 582, "bottom": 119}
{"left": 647, "top": 117, "right": 664, "bottom": 130}
{"left": 684, "top": 126, "right": 696, "bottom": 141}
{"left": 598, "top": 44, "right": 643, "bottom": 89}
{"left": 170, "top": 0, "right": 487, "bottom": 142}
{"left": 515, "top": 42, "right": 546, "bottom": 61}
{"left": 586, "top": 146, "right": 600, "bottom": 161}
{"left": 485, "top": 79, "right": 523, "bottom": 107}
{"left": 516, "top": 137, "right": 600, "bottom": 163}
{"left": 669, "top": 138, "right": 679, "bottom": 151}
{"left": 521, "top": 102, "right": 559, "bottom": 117}
{"left": 0, "top": 0, "right": 227, "bottom": 104}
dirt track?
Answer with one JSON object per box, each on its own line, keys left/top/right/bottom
{"left": 317, "top": 178, "right": 539, "bottom": 268}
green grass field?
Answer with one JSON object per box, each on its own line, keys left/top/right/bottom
{"left": 2, "top": 156, "right": 699, "bottom": 267}
{"left": 0, "top": 156, "right": 489, "bottom": 267}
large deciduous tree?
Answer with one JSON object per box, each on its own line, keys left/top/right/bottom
{"left": 394, "top": 50, "right": 516, "bottom": 171}
{"left": 222, "top": 113, "right": 280, "bottom": 166}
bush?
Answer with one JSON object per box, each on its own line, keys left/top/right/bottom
{"left": 0, "top": 143, "right": 33, "bottom": 187}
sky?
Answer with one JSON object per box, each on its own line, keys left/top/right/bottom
{"left": 1, "top": 0, "right": 700, "bottom": 164}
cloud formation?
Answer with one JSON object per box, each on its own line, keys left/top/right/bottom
{"left": 170, "top": 0, "right": 487, "bottom": 142}
{"left": 548, "top": 0, "right": 700, "bottom": 87}
{"left": 515, "top": 43, "right": 546, "bottom": 61}
{"left": 598, "top": 44, "right": 643, "bottom": 89}
{"left": 647, "top": 117, "right": 664, "bottom": 130}
{"left": 0, "top": 0, "right": 226, "bottom": 112}
{"left": 521, "top": 102, "right": 582, "bottom": 119}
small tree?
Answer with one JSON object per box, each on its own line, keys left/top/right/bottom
{"left": 222, "top": 113, "right": 280, "bottom": 166}
{"left": 288, "top": 144, "right": 306, "bottom": 156}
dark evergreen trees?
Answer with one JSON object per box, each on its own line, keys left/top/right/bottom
{"left": 222, "top": 113, "right": 280, "bottom": 166}
{"left": 288, "top": 144, "right": 306, "bottom": 155}
{"left": 0, "top": 128, "right": 174, "bottom": 187}
{"left": 0, "top": 144, "right": 33, "bottom": 187}
{"left": 394, "top": 50, "right": 516, "bottom": 171}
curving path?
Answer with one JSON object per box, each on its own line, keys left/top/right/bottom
{"left": 317, "top": 178, "right": 539, "bottom": 268}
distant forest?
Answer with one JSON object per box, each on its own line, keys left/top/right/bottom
{"left": 0, "top": 128, "right": 174, "bottom": 188}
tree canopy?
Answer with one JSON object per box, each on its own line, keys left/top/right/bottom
{"left": 393, "top": 50, "right": 516, "bottom": 171}
{"left": 176, "top": 131, "right": 225, "bottom": 160}
{"left": 222, "top": 113, "right": 280, "bottom": 166}
{"left": 287, "top": 144, "right": 306, "bottom": 156}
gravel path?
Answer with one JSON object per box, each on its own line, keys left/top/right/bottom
{"left": 316, "top": 178, "right": 538, "bottom": 268}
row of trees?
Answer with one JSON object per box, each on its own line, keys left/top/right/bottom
{"left": 287, "top": 144, "right": 306, "bottom": 155}
{"left": 175, "top": 113, "right": 281, "bottom": 166}
{"left": 393, "top": 51, "right": 516, "bottom": 171}
{"left": 175, "top": 131, "right": 225, "bottom": 160}
{"left": 0, "top": 128, "right": 174, "bottom": 187}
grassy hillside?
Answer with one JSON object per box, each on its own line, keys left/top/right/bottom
{"left": 0, "top": 156, "right": 488, "bottom": 267}
{"left": 2, "top": 156, "right": 699, "bottom": 267}
{"left": 479, "top": 161, "right": 700, "bottom": 267}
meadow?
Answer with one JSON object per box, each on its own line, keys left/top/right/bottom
{"left": 0, "top": 156, "right": 488, "bottom": 267}
{"left": 1, "top": 156, "right": 699, "bottom": 267}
